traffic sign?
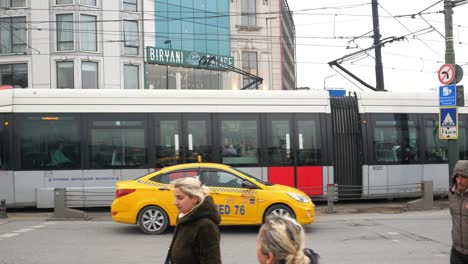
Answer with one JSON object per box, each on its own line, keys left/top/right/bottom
{"left": 438, "top": 64, "right": 455, "bottom": 85}
{"left": 439, "top": 84, "right": 457, "bottom": 106}
{"left": 440, "top": 107, "right": 458, "bottom": 139}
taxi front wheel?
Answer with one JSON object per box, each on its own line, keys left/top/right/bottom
{"left": 264, "top": 205, "right": 296, "bottom": 222}
{"left": 138, "top": 205, "right": 169, "bottom": 235}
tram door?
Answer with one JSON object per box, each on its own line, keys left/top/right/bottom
{"left": 266, "top": 114, "right": 323, "bottom": 195}
{"left": 155, "top": 114, "right": 212, "bottom": 168}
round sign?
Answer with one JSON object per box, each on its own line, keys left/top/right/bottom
{"left": 438, "top": 64, "right": 455, "bottom": 85}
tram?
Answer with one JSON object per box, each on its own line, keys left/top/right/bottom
{"left": 0, "top": 88, "right": 458, "bottom": 208}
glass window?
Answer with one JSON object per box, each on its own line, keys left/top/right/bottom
{"left": 373, "top": 118, "right": 418, "bottom": 163}
{"left": 57, "top": 14, "right": 74, "bottom": 51}
{"left": 124, "top": 64, "right": 139, "bottom": 89}
{"left": 155, "top": 0, "right": 231, "bottom": 57}
{"left": 267, "top": 119, "right": 292, "bottom": 165}
{"left": 0, "top": 0, "right": 26, "bottom": 8}
{"left": 17, "top": 115, "right": 81, "bottom": 170}
{"left": 425, "top": 119, "right": 466, "bottom": 161}
{"left": 123, "top": 0, "right": 137, "bottom": 12}
{"left": 0, "top": 17, "right": 27, "bottom": 54}
{"left": 0, "top": 63, "right": 28, "bottom": 88}
{"left": 123, "top": 20, "right": 139, "bottom": 55}
{"left": 145, "top": 64, "right": 167, "bottom": 89}
{"left": 156, "top": 119, "right": 180, "bottom": 167}
{"left": 57, "top": 61, "right": 74, "bottom": 88}
{"left": 220, "top": 118, "right": 259, "bottom": 165}
{"left": 90, "top": 118, "right": 146, "bottom": 168}
{"left": 242, "top": 51, "right": 258, "bottom": 89}
{"left": 241, "top": 0, "right": 256, "bottom": 26}
{"left": 57, "top": 0, "right": 73, "bottom": 4}
{"left": 80, "top": 14, "right": 97, "bottom": 52}
{"left": 296, "top": 118, "right": 321, "bottom": 165}
{"left": 152, "top": 169, "right": 199, "bottom": 184}
{"left": 81, "top": 61, "right": 98, "bottom": 89}
{"left": 200, "top": 169, "right": 244, "bottom": 188}
{"left": 80, "top": 0, "right": 96, "bottom": 6}
{"left": 0, "top": 116, "right": 9, "bottom": 170}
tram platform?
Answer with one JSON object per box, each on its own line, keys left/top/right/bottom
{"left": 0, "top": 197, "right": 449, "bottom": 225}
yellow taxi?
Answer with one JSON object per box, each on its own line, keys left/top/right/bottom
{"left": 111, "top": 162, "right": 315, "bottom": 234}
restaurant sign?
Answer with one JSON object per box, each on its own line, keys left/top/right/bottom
{"left": 146, "top": 47, "right": 234, "bottom": 69}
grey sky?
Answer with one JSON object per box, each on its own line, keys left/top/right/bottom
{"left": 287, "top": 0, "right": 468, "bottom": 92}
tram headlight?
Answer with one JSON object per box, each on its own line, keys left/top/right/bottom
{"left": 287, "top": 192, "right": 309, "bottom": 203}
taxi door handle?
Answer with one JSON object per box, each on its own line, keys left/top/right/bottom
{"left": 158, "top": 188, "right": 171, "bottom": 191}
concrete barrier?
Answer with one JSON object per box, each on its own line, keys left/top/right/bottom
{"left": 51, "top": 188, "right": 89, "bottom": 220}
{"left": 406, "top": 181, "right": 434, "bottom": 210}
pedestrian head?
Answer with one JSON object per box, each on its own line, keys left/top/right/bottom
{"left": 173, "top": 177, "right": 210, "bottom": 214}
{"left": 256, "top": 215, "right": 309, "bottom": 264}
{"left": 452, "top": 160, "right": 468, "bottom": 192}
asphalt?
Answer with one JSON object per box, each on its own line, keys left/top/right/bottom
{"left": 0, "top": 197, "right": 450, "bottom": 224}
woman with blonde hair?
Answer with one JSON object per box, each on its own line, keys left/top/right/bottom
{"left": 166, "top": 176, "right": 221, "bottom": 264}
{"left": 256, "top": 215, "right": 319, "bottom": 264}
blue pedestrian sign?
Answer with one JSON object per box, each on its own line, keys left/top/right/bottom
{"left": 439, "top": 84, "right": 456, "bottom": 106}
{"left": 439, "top": 107, "right": 458, "bottom": 139}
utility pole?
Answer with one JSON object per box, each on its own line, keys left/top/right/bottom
{"left": 372, "top": 0, "right": 385, "bottom": 91}
{"left": 444, "top": 0, "right": 457, "bottom": 177}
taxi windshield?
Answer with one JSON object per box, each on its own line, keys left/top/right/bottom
{"left": 232, "top": 167, "right": 273, "bottom": 186}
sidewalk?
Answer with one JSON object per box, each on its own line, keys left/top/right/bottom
{"left": 314, "top": 198, "right": 449, "bottom": 215}
{"left": 0, "top": 198, "right": 449, "bottom": 223}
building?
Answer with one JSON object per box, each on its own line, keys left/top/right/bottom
{"left": 0, "top": 0, "right": 295, "bottom": 90}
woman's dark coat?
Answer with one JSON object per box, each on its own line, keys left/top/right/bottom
{"left": 168, "top": 196, "right": 221, "bottom": 264}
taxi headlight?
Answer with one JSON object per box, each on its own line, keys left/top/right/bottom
{"left": 287, "top": 192, "right": 309, "bottom": 203}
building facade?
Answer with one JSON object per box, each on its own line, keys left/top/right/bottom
{"left": 0, "top": 0, "right": 295, "bottom": 90}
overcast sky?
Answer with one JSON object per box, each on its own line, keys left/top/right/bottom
{"left": 287, "top": 0, "right": 468, "bottom": 92}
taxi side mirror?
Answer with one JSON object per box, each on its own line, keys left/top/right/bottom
{"left": 242, "top": 180, "right": 258, "bottom": 189}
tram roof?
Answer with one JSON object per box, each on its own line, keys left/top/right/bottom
{"left": 0, "top": 89, "right": 332, "bottom": 114}
{"left": 356, "top": 91, "right": 466, "bottom": 114}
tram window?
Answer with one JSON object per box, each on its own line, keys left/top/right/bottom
{"left": 156, "top": 120, "right": 180, "bottom": 167}
{"left": 425, "top": 120, "right": 448, "bottom": 162}
{"left": 457, "top": 120, "right": 467, "bottom": 160}
{"left": 18, "top": 115, "right": 80, "bottom": 170}
{"left": 220, "top": 119, "right": 258, "bottom": 165}
{"left": 0, "top": 120, "right": 5, "bottom": 169}
{"left": 268, "top": 119, "right": 292, "bottom": 165}
{"left": 373, "top": 120, "right": 418, "bottom": 163}
{"left": 90, "top": 119, "right": 146, "bottom": 169}
{"left": 297, "top": 119, "right": 320, "bottom": 165}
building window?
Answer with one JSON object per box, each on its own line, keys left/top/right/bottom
{"left": 56, "top": 0, "right": 73, "bottom": 4}
{"left": 0, "top": 0, "right": 26, "bottom": 8}
{"left": 242, "top": 51, "right": 258, "bottom": 89}
{"left": 241, "top": 0, "right": 256, "bottom": 26}
{"left": 80, "top": 14, "right": 97, "bottom": 51}
{"left": 123, "top": 20, "right": 139, "bottom": 55}
{"left": 80, "top": 0, "right": 96, "bottom": 6}
{"left": 0, "top": 63, "right": 28, "bottom": 88}
{"left": 0, "top": 17, "right": 27, "bottom": 54}
{"left": 124, "top": 64, "right": 139, "bottom": 89}
{"left": 57, "top": 61, "right": 74, "bottom": 88}
{"left": 82, "top": 61, "right": 98, "bottom": 88}
{"left": 123, "top": 0, "right": 137, "bottom": 12}
{"left": 57, "top": 14, "right": 74, "bottom": 51}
